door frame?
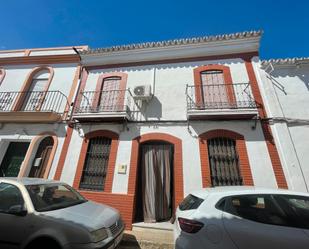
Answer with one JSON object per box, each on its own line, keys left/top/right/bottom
{"left": 135, "top": 141, "right": 174, "bottom": 222}
{"left": 18, "top": 133, "right": 58, "bottom": 178}
{"left": 0, "top": 140, "right": 31, "bottom": 177}
{"left": 129, "top": 133, "right": 184, "bottom": 224}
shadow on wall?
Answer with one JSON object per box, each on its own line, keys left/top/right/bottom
{"left": 89, "top": 58, "right": 244, "bottom": 74}
{"left": 189, "top": 121, "right": 268, "bottom": 142}
{"left": 271, "top": 66, "right": 309, "bottom": 92}
{"left": 141, "top": 96, "right": 162, "bottom": 121}
{"left": 0, "top": 124, "right": 67, "bottom": 138}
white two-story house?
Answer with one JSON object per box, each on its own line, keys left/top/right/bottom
{"left": 53, "top": 31, "right": 288, "bottom": 229}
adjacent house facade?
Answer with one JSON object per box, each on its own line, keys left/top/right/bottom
{"left": 2, "top": 30, "right": 307, "bottom": 230}
{"left": 51, "top": 31, "right": 288, "bottom": 229}
{"left": 258, "top": 58, "right": 309, "bottom": 192}
{"left": 0, "top": 46, "right": 86, "bottom": 180}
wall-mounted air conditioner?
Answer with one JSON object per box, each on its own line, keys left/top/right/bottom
{"left": 133, "top": 85, "right": 152, "bottom": 101}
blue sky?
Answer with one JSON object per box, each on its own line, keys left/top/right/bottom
{"left": 1, "top": 0, "right": 308, "bottom": 59}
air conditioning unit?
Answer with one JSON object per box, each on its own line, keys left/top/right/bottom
{"left": 133, "top": 85, "right": 152, "bottom": 100}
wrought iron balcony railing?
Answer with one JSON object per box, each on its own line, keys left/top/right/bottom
{"left": 186, "top": 83, "right": 256, "bottom": 110}
{"left": 74, "top": 89, "right": 139, "bottom": 120}
{"left": 0, "top": 90, "right": 68, "bottom": 114}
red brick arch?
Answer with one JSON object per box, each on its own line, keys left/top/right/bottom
{"left": 193, "top": 64, "right": 236, "bottom": 107}
{"left": 73, "top": 130, "right": 119, "bottom": 193}
{"left": 199, "top": 129, "right": 254, "bottom": 187}
{"left": 128, "top": 132, "right": 184, "bottom": 221}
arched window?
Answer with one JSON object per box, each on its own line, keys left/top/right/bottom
{"left": 14, "top": 66, "right": 54, "bottom": 111}
{"left": 207, "top": 137, "right": 242, "bottom": 186}
{"left": 199, "top": 129, "right": 254, "bottom": 188}
{"left": 194, "top": 65, "right": 236, "bottom": 108}
{"left": 91, "top": 72, "right": 128, "bottom": 112}
{"left": 0, "top": 68, "right": 5, "bottom": 85}
{"left": 21, "top": 69, "right": 51, "bottom": 111}
{"left": 98, "top": 76, "right": 122, "bottom": 111}
{"left": 79, "top": 136, "right": 112, "bottom": 191}
{"left": 29, "top": 136, "right": 54, "bottom": 178}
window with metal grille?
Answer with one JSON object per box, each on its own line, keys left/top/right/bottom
{"left": 79, "top": 136, "right": 112, "bottom": 191}
{"left": 207, "top": 137, "right": 243, "bottom": 186}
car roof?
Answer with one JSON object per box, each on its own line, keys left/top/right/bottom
{"left": 190, "top": 186, "right": 309, "bottom": 199}
{"left": 0, "top": 177, "right": 62, "bottom": 186}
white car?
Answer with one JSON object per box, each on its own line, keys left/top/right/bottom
{"left": 175, "top": 186, "right": 309, "bottom": 249}
{"left": 0, "top": 178, "right": 124, "bottom": 249}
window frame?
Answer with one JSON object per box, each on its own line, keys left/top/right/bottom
{"left": 13, "top": 66, "right": 54, "bottom": 111}
{"left": 73, "top": 130, "right": 119, "bottom": 193}
{"left": 92, "top": 72, "right": 128, "bottom": 112}
{"left": 193, "top": 65, "right": 236, "bottom": 108}
{"left": 0, "top": 68, "right": 6, "bottom": 86}
{"left": 0, "top": 182, "right": 25, "bottom": 215}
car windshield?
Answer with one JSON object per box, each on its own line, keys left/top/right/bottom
{"left": 26, "top": 183, "right": 87, "bottom": 212}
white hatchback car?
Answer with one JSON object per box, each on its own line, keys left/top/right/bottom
{"left": 0, "top": 178, "right": 124, "bottom": 249}
{"left": 175, "top": 186, "right": 309, "bottom": 249}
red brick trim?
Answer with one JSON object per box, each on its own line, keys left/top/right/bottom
{"left": 12, "top": 66, "right": 54, "bottom": 111}
{"left": 245, "top": 60, "right": 288, "bottom": 189}
{"left": 92, "top": 72, "right": 128, "bottom": 110}
{"left": 73, "top": 68, "right": 89, "bottom": 113}
{"left": 199, "top": 129, "right": 254, "bottom": 187}
{"left": 128, "top": 132, "right": 184, "bottom": 221}
{"left": 193, "top": 65, "right": 236, "bottom": 107}
{"left": 72, "top": 130, "right": 119, "bottom": 193}
{"left": 54, "top": 126, "right": 73, "bottom": 180}
{"left": 0, "top": 68, "right": 5, "bottom": 85}
{"left": 79, "top": 191, "right": 135, "bottom": 230}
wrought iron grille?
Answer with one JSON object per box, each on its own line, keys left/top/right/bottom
{"left": 186, "top": 83, "right": 256, "bottom": 110}
{"left": 79, "top": 136, "right": 112, "bottom": 191}
{"left": 0, "top": 91, "right": 68, "bottom": 113}
{"left": 207, "top": 137, "right": 243, "bottom": 186}
{"left": 76, "top": 90, "right": 128, "bottom": 113}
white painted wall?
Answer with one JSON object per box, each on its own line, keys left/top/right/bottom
{"left": 60, "top": 120, "right": 277, "bottom": 196}
{"left": 0, "top": 64, "right": 77, "bottom": 112}
{"left": 257, "top": 62, "right": 309, "bottom": 192}
{"left": 0, "top": 123, "right": 67, "bottom": 179}
{"left": 85, "top": 58, "right": 249, "bottom": 121}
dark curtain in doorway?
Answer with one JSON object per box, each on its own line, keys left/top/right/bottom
{"left": 141, "top": 143, "right": 173, "bottom": 223}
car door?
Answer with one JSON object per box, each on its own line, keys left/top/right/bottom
{"left": 272, "top": 194, "right": 309, "bottom": 243}
{"left": 0, "top": 182, "right": 30, "bottom": 249}
{"left": 222, "top": 194, "right": 309, "bottom": 249}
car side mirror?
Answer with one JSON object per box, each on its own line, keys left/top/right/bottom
{"left": 8, "top": 204, "right": 27, "bottom": 216}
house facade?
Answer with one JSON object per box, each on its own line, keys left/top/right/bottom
{"left": 0, "top": 46, "right": 86, "bottom": 180}
{"left": 258, "top": 58, "right": 309, "bottom": 192}
{"left": 50, "top": 31, "right": 288, "bottom": 229}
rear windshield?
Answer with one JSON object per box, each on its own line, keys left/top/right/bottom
{"left": 179, "top": 194, "right": 204, "bottom": 211}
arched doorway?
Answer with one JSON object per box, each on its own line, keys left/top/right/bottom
{"left": 135, "top": 141, "right": 174, "bottom": 223}
{"left": 129, "top": 133, "right": 184, "bottom": 226}
{"left": 29, "top": 136, "right": 54, "bottom": 178}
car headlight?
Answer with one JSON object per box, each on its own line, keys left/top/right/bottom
{"left": 91, "top": 228, "right": 108, "bottom": 242}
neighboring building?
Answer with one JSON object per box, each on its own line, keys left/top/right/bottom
{"left": 0, "top": 46, "right": 86, "bottom": 180}
{"left": 258, "top": 58, "right": 309, "bottom": 192}
{"left": 52, "top": 31, "right": 288, "bottom": 229}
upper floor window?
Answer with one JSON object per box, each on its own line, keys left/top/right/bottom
{"left": 97, "top": 76, "right": 122, "bottom": 111}
{"left": 79, "top": 136, "right": 112, "bottom": 191}
{"left": 15, "top": 67, "right": 54, "bottom": 111}
{"left": 207, "top": 137, "right": 243, "bottom": 186}
{"left": 194, "top": 65, "right": 236, "bottom": 109}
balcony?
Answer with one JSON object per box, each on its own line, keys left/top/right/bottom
{"left": 186, "top": 83, "right": 258, "bottom": 120}
{"left": 0, "top": 91, "right": 68, "bottom": 123}
{"left": 73, "top": 89, "right": 138, "bottom": 121}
